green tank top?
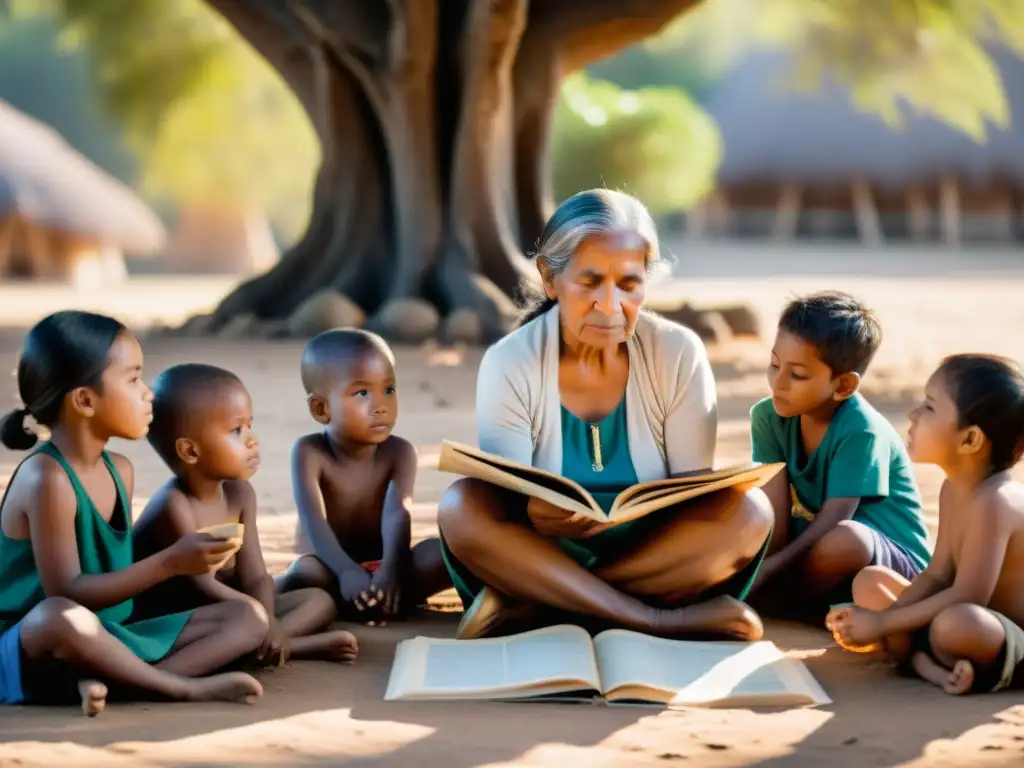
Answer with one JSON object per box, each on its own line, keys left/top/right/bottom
{"left": 0, "top": 441, "right": 191, "bottom": 662}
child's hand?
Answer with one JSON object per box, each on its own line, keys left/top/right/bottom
{"left": 370, "top": 565, "right": 402, "bottom": 617}
{"left": 826, "top": 605, "right": 884, "bottom": 651}
{"left": 339, "top": 567, "right": 374, "bottom": 611}
{"left": 164, "top": 532, "right": 239, "bottom": 576}
{"left": 259, "top": 618, "right": 291, "bottom": 667}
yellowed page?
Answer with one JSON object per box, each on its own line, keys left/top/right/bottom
{"left": 384, "top": 624, "right": 602, "bottom": 702}
{"left": 607, "top": 462, "right": 785, "bottom": 522}
{"left": 593, "top": 630, "right": 831, "bottom": 708}
{"left": 437, "top": 441, "right": 603, "bottom": 520}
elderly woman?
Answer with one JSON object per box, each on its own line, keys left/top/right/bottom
{"left": 438, "top": 189, "right": 772, "bottom": 641}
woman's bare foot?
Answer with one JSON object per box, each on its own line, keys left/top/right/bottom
{"left": 944, "top": 659, "right": 976, "bottom": 695}
{"left": 78, "top": 679, "right": 107, "bottom": 717}
{"left": 183, "top": 672, "right": 263, "bottom": 704}
{"left": 291, "top": 630, "right": 359, "bottom": 664}
{"left": 654, "top": 595, "right": 764, "bottom": 641}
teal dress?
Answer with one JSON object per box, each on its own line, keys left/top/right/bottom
{"left": 440, "top": 399, "right": 767, "bottom": 607}
{"left": 0, "top": 442, "right": 194, "bottom": 668}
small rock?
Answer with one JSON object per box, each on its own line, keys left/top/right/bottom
{"left": 367, "top": 298, "right": 440, "bottom": 344}
{"left": 704, "top": 743, "right": 729, "bottom": 751}
{"left": 440, "top": 308, "right": 484, "bottom": 345}
{"left": 287, "top": 290, "right": 365, "bottom": 338}
{"left": 842, "top": 737, "right": 858, "bottom": 746}
{"left": 178, "top": 313, "right": 216, "bottom": 338}
{"left": 718, "top": 303, "right": 761, "bottom": 337}
{"left": 217, "top": 313, "right": 260, "bottom": 339}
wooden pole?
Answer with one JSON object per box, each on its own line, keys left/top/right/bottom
{"left": 905, "top": 185, "right": 930, "bottom": 241}
{"left": 851, "top": 176, "right": 883, "bottom": 245}
{"left": 939, "top": 174, "right": 961, "bottom": 247}
{"left": 772, "top": 181, "right": 802, "bottom": 240}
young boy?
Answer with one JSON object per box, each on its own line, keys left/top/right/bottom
{"left": 747, "top": 291, "right": 932, "bottom": 615}
{"left": 276, "top": 329, "right": 451, "bottom": 623}
{"left": 830, "top": 354, "right": 1024, "bottom": 695}
{"left": 133, "top": 363, "right": 358, "bottom": 666}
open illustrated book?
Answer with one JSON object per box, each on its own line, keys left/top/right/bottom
{"left": 437, "top": 440, "right": 785, "bottom": 530}
{"left": 385, "top": 624, "right": 831, "bottom": 709}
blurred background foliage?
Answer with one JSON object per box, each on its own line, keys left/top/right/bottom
{"left": 1, "top": 0, "right": 1022, "bottom": 239}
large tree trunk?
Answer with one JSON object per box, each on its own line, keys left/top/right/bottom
{"left": 202, "top": 0, "right": 699, "bottom": 342}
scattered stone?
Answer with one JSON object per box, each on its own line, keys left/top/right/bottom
{"left": 177, "top": 313, "right": 216, "bottom": 338}
{"left": 287, "top": 289, "right": 365, "bottom": 338}
{"left": 718, "top": 303, "right": 761, "bottom": 337}
{"left": 704, "top": 743, "right": 729, "bottom": 751}
{"left": 367, "top": 298, "right": 440, "bottom": 344}
{"left": 434, "top": 397, "right": 450, "bottom": 409}
{"left": 660, "top": 305, "right": 734, "bottom": 345}
{"left": 440, "top": 308, "right": 484, "bottom": 345}
{"left": 657, "top": 753, "right": 685, "bottom": 760}
{"left": 216, "top": 313, "right": 260, "bottom": 339}
{"left": 842, "top": 737, "right": 858, "bottom": 746}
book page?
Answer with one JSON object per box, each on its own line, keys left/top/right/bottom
{"left": 438, "top": 441, "right": 601, "bottom": 519}
{"left": 593, "top": 630, "right": 830, "bottom": 708}
{"left": 385, "top": 625, "right": 602, "bottom": 702}
{"left": 608, "top": 462, "right": 785, "bottom": 522}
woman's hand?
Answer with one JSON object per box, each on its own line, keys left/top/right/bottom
{"left": 526, "top": 497, "right": 609, "bottom": 539}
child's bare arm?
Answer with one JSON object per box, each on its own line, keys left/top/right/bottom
{"left": 29, "top": 457, "right": 230, "bottom": 609}
{"left": 372, "top": 439, "right": 416, "bottom": 614}
{"left": 891, "top": 484, "right": 955, "bottom": 609}
{"left": 231, "top": 481, "right": 276, "bottom": 615}
{"left": 756, "top": 497, "right": 860, "bottom": 584}
{"left": 291, "top": 438, "right": 363, "bottom": 580}
{"left": 380, "top": 439, "right": 416, "bottom": 570}
{"left": 159, "top": 489, "right": 254, "bottom": 607}
{"left": 878, "top": 494, "right": 1012, "bottom": 636}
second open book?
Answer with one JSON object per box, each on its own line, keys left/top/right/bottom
{"left": 437, "top": 440, "right": 785, "bottom": 527}
{"left": 385, "top": 624, "right": 831, "bottom": 709}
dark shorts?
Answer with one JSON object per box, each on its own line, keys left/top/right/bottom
{"left": 866, "top": 527, "right": 923, "bottom": 581}
{"left": 0, "top": 622, "right": 24, "bottom": 704}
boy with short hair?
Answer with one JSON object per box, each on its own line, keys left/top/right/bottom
{"left": 747, "top": 291, "right": 932, "bottom": 614}
{"left": 133, "top": 363, "right": 358, "bottom": 666}
{"left": 276, "top": 329, "right": 451, "bottom": 622}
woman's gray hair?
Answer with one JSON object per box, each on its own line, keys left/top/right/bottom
{"left": 519, "top": 189, "right": 662, "bottom": 327}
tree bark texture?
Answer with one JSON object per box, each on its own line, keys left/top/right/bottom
{"left": 202, "top": 0, "right": 700, "bottom": 340}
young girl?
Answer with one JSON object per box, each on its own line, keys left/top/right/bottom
{"left": 828, "top": 354, "right": 1024, "bottom": 695}
{"left": 0, "top": 310, "right": 268, "bottom": 714}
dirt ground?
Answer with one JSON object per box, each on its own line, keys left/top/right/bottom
{"left": 1, "top": 246, "right": 1024, "bottom": 766}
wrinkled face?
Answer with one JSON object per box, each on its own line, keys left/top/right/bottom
{"left": 318, "top": 351, "right": 398, "bottom": 445}
{"left": 189, "top": 384, "right": 261, "bottom": 481}
{"left": 545, "top": 231, "right": 647, "bottom": 350}
{"left": 767, "top": 329, "right": 842, "bottom": 418}
{"left": 88, "top": 332, "right": 153, "bottom": 440}
{"left": 907, "top": 373, "right": 964, "bottom": 466}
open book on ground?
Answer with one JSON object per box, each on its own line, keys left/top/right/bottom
{"left": 437, "top": 439, "right": 785, "bottom": 526}
{"left": 385, "top": 624, "right": 831, "bottom": 709}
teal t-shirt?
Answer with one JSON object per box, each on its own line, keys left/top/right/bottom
{"left": 749, "top": 394, "right": 932, "bottom": 570}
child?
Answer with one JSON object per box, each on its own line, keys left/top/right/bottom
{"left": 132, "top": 364, "right": 358, "bottom": 666}
{"left": 829, "top": 354, "right": 1024, "bottom": 695}
{"left": 747, "top": 291, "right": 932, "bottom": 614}
{"left": 276, "top": 329, "right": 451, "bottom": 622}
{"left": 0, "top": 311, "right": 265, "bottom": 713}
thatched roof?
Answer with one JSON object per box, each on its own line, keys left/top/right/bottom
{"left": 703, "top": 48, "right": 1024, "bottom": 190}
{"left": 0, "top": 99, "right": 165, "bottom": 254}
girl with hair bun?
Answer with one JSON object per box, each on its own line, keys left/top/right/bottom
{"left": 0, "top": 311, "right": 267, "bottom": 713}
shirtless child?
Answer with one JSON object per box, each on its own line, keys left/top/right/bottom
{"left": 829, "top": 354, "right": 1024, "bottom": 695}
{"left": 276, "top": 329, "right": 451, "bottom": 623}
{"left": 133, "top": 364, "right": 358, "bottom": 666}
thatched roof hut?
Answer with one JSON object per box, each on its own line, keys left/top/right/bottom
{"left": 0, "top": 99, "right": 165, "bottom": 284}
{"left": 694, "top": 48, "right": 1024, "bottom": 244}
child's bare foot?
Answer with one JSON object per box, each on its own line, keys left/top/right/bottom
{"left": 944, "top": 659, "right": 975, "bottom": 695}
{"left": 654, "top": 595, "right": 764, "bottom": 641}
{"left": 288, "top": 630, "right": 359, "bottom": 663}
{"left": 183, "top": 672, "right": 263, "bottom": 704}
{"left": 911, "top": 650, "right": 956, "bottom": 691}
{"left": 78, "top": 679, "right": 107, "bottom": 717}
